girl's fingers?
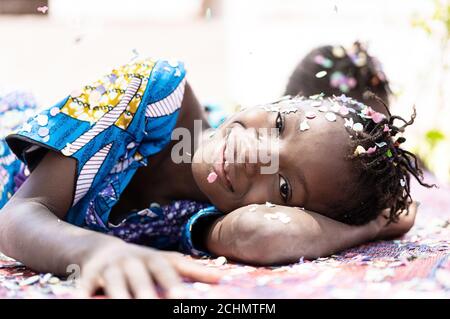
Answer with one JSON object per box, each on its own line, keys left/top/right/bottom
{"left": 102, "top": 266, "right": 131, "bottom": 299}
{"left": 171, "top": 257, "right": 222, "bottom": 284}
{"left": 79, "top": 262, "right": 102, "bottom": 297}
{"left": 146, "top": 257, "right": 183, "bottom": 297}
{"left": 123, "top": 259, "right": 158, "bottom": 299}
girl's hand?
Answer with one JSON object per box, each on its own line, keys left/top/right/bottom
{"left": 79, "top": 242, "right": 221, "bottom": 299}
{"left": 375, "top": 201, "right": 419, "bottom": 240}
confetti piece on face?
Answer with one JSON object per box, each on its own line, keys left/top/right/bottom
{"left": 352, "top": 122, "right": 364, "bottom": 132}
{"left": 367, "top": 146, "right": 377, "bottom": 154}
{"left": 305, "top": 111, "right": 316, "bottom": 119}
{"left": 37, "top": 6, "right": 48, "bottom": 14}
{"left": 311, "top": 101, "right": 322, "bottom": 107}
{"left": 280, "top": 216, "right": 291, "bottom": 224}
{"left": 300, "top": 120, "right": 310, "bottom": 131}
{"left": 264, "top": 213, "right": 277, "bottom": 220}
{"left": 325, "top": 112, "right": 337, "bottom": 122}
{"left": 207, "top": 172, "right": 217, "bottom": 183}
{"left": 318, "top": 106, "right": 328, "bottom": 113}
{"left": 265, "top": 201, "right": 276, "bottom": 208}
{"left": 354, "top": 145, "right": 366, "bottom": 155}
{"left": 315, "top": 71, "right": 327, "bottom": 78}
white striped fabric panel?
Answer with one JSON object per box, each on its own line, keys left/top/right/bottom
{"left": 73, "top": 142, "right": 112, "bottom": 206}
{"left": 62, "top": 77, "right": 142, "bottom": 157}
{"left": 109, "top": 156, "right": 134, "bottom": 174}
{"left": 145, "top": 77, "right": 186, "bottom": 117}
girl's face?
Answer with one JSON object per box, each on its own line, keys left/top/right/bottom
{"left": 192, "top": 100, "right": 357, "bottom": 218}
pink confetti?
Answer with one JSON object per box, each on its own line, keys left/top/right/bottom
{"left": 383, "top": 124, "right": 390, "bottom": 132}
{"left": 339, "top": 105, "right": 349, "bottom": 116}
{"left": 37, "top": 6, "right": 48, "bottom": 14}
{"left": 367, "top": 146, "right": 377, "bottom": 154}
{"left": 207, "top": 172, "right": 217, "bottom": 183}
{"left": 371, "top": 112, "right": 385, "bottom": 124}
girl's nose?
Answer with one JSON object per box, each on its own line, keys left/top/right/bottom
{"left": 234, "top": 127, "right": 280, "bottom": 178}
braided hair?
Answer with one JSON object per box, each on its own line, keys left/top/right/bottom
{"left": 285, "top": 42, "right": 392, "bottom": 115}
{"left": 324, "top": 93, "right": 434, "bottom": 225}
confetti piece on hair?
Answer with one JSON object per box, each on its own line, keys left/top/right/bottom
{"left": 37, "top": 6, "right": 48, "bottom": 14}
{"left": 325, "top": 112, "right": 337, "bottom": 122}
{"left": 330, "top": 103, "right": 340, "bottom": 113}
{"left": 386, "top": 149, "right": 393, "bottom": 158}
{"left": 367, "top": 146, "right": 377, "bottom": 154}
{"left": 371, "top": 112, "right": 385, "bottom": 124}
{"left": 265, "top": 201, "right": 276, "bottom": 208}
{"left": 354, "top": 145, "right": 366, "bottom": 155}
{"left": 344, "top": 117, "right": 354, "bottom": 128}
{"left": 352, "top": 122, "right": 364, "bottom": 132}
{"left": 383, "top": 124, "right": 390, "bottom": 132}
{"left": 207, "top": 172, "right": 217, "bottom": 183}
{"left": 375, "top": 142, "right": 387, "bottom": 148}
{"left": 332, "top": 46, "right": 345, "bottom": 58}
{"left": 400, "top": 178, "right": 406, "bottom": 187}
{"left": 339, "top": 105, "right": 349, "bottom": 116}
{"left": 315, "top": 71, "right": 327, "bottom": 78}
{"left": 300, "top": 120, "right": 310, "bottom": 131}
{"left": 305, "top": 111, "right": 316, "bottom": 119}
{"left": 310, "top": 93, "right": 325, "bottom": 100}
{"left": 311, "top": 101, "right": 322, "bottom": 107}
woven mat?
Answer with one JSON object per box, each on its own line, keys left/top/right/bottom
{"left": 1, "top": 175, "right": 449, "bottom": 298}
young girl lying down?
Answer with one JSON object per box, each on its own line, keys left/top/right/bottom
{"left": 0, "top": 57, "right": 430, "bottom": 298}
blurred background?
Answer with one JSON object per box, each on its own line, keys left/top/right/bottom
{"left": 0, "top": 0, "right": 449, "bottom": 182}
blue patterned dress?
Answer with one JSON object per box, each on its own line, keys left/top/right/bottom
{"left": 0, "top": 58, "right": 225, "bottom": 256}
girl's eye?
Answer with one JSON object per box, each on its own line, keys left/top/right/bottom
{"left": 279, "top": 175, "right": 290, "bottom": 202}
{"left": 275, "top": 112, "right": 284, "bottom": 135}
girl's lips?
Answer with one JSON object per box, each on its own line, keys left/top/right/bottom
{"left": 213, "top": 130, "right": 234, "bottom": 192}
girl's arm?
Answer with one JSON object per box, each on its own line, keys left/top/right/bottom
{"left": 202, "top": 203, "right": 417, "bottom": 265}
{"left": 0, "top": 151, "right": 220, "bottom": 298}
